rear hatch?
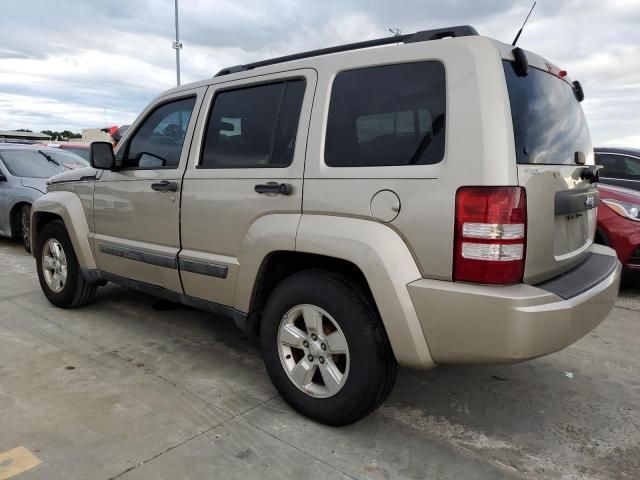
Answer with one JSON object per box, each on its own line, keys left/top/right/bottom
{"left": 503, "top": 57, "right": 598, "bottom": 284}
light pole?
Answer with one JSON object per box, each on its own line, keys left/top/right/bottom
{"left": 172, "top": 0, "right": 182, "bottom": 86}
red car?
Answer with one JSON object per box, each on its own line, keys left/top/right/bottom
{"left": 596, "top": 183, "right": 640, "bottom": 271}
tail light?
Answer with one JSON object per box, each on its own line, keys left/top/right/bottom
{"left": 454, "top": 187, "right": 527, "bottom": 285}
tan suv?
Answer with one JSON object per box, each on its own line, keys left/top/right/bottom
{"left": 31, "top": 26, "right": 621, "bottom": 425}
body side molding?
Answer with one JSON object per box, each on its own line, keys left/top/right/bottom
{"left": 178, "top": 258, "right": 228, "bottom": 279}
{"left": 97, "top": 243, "right": 178, "bottom": 269}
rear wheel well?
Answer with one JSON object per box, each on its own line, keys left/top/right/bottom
{"left": 247, "top": 251, "right": 377, "bottom": 336}
{"left": 10, "top": 202, "right": 31, "bottom": 237}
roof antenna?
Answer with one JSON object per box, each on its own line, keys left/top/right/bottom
{"left": 388, "top": 28, "right": 402, "bottom": 37}
{"left": 511, "top": 1, "right": 537, "bottom": 46}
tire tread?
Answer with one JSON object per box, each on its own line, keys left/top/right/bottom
{"left": 36, "top": 220, "right": 96, "bottom": 308}
{"left": 261, "top": 268, "right": 397, "bottom": 425}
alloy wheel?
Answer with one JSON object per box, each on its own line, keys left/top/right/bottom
{"left": 42, "top": 238, "right": 68, "bottom": 293}
{"left": 277, "top": 304, "right": 350, "bottom": 398}
{"left": 21, "top": 207, "right": 30, "bottom": 250}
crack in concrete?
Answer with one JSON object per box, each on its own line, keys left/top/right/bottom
{"left": 7, "top": 297, "right": 348, "bottom": 480}
{"left": 237, "top": 415, "right": 360, "bottom": 480}
{"left": 106, "top": 394, "right": 281, "bottom": 480}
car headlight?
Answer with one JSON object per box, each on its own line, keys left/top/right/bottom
{"left": 602, "top": 199, "right": 640, "bottom": 222}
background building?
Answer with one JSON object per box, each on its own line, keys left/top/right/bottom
{"left": 0, "top": 130, "right": 51, "bottom": 142}
{"left": 81, "top": 128, "right": 112, "bottom": 143}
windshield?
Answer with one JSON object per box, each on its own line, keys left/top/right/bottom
{"left": 0, "top": 149, "right": 89, "bottom": 178}
{"left": 62, "top": 146, "right": 90, "bottom": 161}
{"left": 503, "top": 61, "right": 591, "bottom": 165}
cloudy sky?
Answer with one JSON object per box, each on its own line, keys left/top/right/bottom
{"left": 1, "top": 0, "right": 638, "bottom": 146}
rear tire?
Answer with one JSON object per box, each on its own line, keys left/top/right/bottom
{"left": 260, "top": 269, "right": 396, "bottom": 426}
{"left": 35, "top": 220, "right": 97, "bottom": 308}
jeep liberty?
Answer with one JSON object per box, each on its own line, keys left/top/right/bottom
{"left": 31, "top": 26, "right": 621, "bottom": 425}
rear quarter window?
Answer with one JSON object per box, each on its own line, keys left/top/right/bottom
{"left": 325, "top": 61, "right": 446, "bottom": 167}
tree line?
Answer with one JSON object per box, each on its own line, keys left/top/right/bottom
{"left": 15, "top": 128, "right": 82, "bottom": 140}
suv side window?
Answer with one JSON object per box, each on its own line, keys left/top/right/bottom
{"left": 200, "top": 79, "right": 305, "bottom": 168}
{"left": 124, "top": 96, "right": 196, "bottom": 169}
{"left": 325, "top": 62, "right": 446, "bottom": 167}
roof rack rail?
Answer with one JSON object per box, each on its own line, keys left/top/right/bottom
{"left": 215, "top": 25, "right": 478, "bottom": 77}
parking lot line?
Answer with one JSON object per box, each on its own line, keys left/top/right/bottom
{"left": 0, "top": 446, "right": 42, "bottom": 480}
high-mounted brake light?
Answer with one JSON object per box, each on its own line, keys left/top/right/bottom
{"left": 454, "top": 187, "right": 527, "bottom": 284}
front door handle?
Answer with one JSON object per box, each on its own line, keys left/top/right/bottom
{"left": 254, "top": 182, "right": 293, "bottom": 195}
{"left": 151, "top": 181, "right": 178, "bottom": 192}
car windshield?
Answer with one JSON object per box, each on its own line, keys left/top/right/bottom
{"left": 62, "top": 146, "right": 90, "bottom": 161}
{"left": 0, "top": 149, "right": 90, "bottom": 178}
{"left": 503, "top": 61, "right": 591, "bottom": 165}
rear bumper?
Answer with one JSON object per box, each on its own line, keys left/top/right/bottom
{"left": 407, "top": 244, "right": 621, "bottom": 364}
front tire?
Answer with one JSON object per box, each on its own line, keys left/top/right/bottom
{"left": 35, "top": 220, "right": 97, "bottom": 308}
{"left": 18, "top": 204, "right": 31, "bottom": 252}
{"left": 260, "top": 270, "right": 397, "bottom": 426}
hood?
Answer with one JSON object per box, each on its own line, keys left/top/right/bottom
{"left": 598, "top": 183, "right": 640, "bottom": 203}
{"left": 21, "top": 177, "right": 48, "bottom": 194}
{"left": 47, "top": 166, "right": 97, "bottom": 186}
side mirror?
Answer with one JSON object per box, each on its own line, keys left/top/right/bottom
{"left": 90, "top": 141, "right": 116, "bottom": 170}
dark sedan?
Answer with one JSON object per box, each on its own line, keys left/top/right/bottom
{"left": 595, "top": 147, "right": 640, "bottom": 191}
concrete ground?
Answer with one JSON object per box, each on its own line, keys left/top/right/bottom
{"left": 0, "top": 239, "right": 638, "bottom": 480}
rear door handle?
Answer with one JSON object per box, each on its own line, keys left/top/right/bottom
{"left": 254, "top": 182, "right": 293, "bottom": 195}
{"left": 151, "top": 181, "right": 178, "bottom": 192}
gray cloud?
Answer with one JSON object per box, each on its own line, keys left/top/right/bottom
{"left": 0, "top": 0, "right": 638, "bottom": 145}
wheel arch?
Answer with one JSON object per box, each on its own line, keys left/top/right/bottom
{"left": 31, "top": 191, "right": 96, "bottom": 269}
{"left": 9, "top": 201, "right": 31, "bottom": 238}
{"left": 238, "top": 214, "right": 435, "bottom": 369}
{"left": 246, "top": 250, "right": 377, "bottom": 332}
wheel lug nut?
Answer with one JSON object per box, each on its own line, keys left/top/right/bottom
{"left": 303, "top": 341, "right": 309, "bottom": 348}
{"left": 321, "top": 343, "right": 327, "bottom": 351}
{"left": 319, "top": 356, "right": 325, "bottom": 364}
{"left": 307, "top": 355, "right": 314, "bottom": 362}
{"left": 311, "top": 334, "right": 317, "bottom": 341}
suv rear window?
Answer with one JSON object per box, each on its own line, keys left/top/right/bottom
{"left": 325, "top": 62, "right": 446, "bottom": 167}
{"left": 503, "top": 61, "right": 591, "bottom": 165}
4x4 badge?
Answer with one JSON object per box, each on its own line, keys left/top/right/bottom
{"left": 585, "top": 195, "right": 595, "bottom": 208}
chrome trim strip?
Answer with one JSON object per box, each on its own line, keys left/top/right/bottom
{"left": 596, "top": 152, "right": 640, "bottom": 161}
